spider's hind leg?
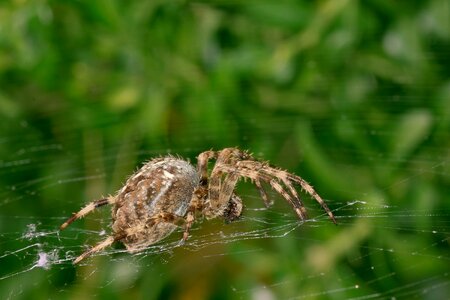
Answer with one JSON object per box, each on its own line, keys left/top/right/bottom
{"left": 73, "top": 212, "right": 189, "bottom": 264}
{"left": 60, "top": 196, "right": 116, "bottom": 230}
{"left": 73, "top": 234, "right": 122, "bottom": 264}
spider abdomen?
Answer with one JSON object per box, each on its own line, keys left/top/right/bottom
{"left": 111, "top": 157, "right": 199, "bottom": 252}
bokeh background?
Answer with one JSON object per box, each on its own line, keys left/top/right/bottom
{"left": 0, "top": 1, "right": 449, "bottom": 299}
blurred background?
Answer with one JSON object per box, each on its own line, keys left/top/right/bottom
{"left": 0, "top": 1, "right": 449, "bottom": 299}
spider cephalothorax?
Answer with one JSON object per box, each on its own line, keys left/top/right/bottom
{"left": 60, "top": 147, "right": 336, "bottom": 264}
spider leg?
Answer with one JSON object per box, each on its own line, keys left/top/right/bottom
{"left": 60, "top": 196, "right": 116, "bottom": 230}
{"left": 237, "top": 161, "right": 336, "bottom": 224}
{"left": 214, "top": 149, "right": 275, "bottom": 209}
{"left": 182, "top": 192, "right": 204, "bottom": 241}
{"left": 182, "top": 211, "right": 195, "bottom": 242}
{"left": 254, "top": 178, "right": 272, "bottom": 208}
{"left": 204, "top": 148, "right": 248, "bottom": 217}
{"left": 201, "top": 148, "right": 312, "bottom": 222}
{"left": 198, "top": 148, "right": 254, "bottom": 215}
{"left": 254, "top": 164, "right": 309, "bottom": 219}
{"left": 215, "top": 172, "right": 239, "bottom": 212}
{"left": 206, "top": 161, "right": 303, "bottom": 222}
{"left": 287, "top": 174, "right": 336, "bottom": 224}
{"left": 250, "top": 162, "right": 335, "bottom": 223}
{"left": 206, "top": 148, "right": 287, "bottom": 219}
{"left": 73, "top": 211, "right": 189, "bottom": 264}
{"left": 206, "top": 149, "right": 233, "bottom": 205}
{"left": 268, "top": 179, "right": 308, "bottom": 220}
{"left": 73, "top": 234, "right": 122, "bottom": 264}
{"left": 218, "top": 165, "right": 309, "bottom": 221}
{"left": 258, "top": 173, "right": 308, "bottom": 221}
{"left": 205, "top": 158, "right": 240, "bottom": 219}
{"left": 197, "top": 150, "right": 217, "bottom": 185}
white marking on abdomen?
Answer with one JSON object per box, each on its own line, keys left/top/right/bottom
{"left": 163, "top": 170, "right": 175, "bottom": 179}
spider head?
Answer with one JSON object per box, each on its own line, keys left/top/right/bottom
{"left": 223, "top": 194, "right": 243, "bottom": 224}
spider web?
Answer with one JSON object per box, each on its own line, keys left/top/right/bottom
{"left": 0, "top": 121, "right": 448, "bottom": 299}
{"left": 1, "top": 0, "right": 450, "bottom": 298}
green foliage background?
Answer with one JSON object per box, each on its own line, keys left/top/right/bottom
{"left": 0, "top": 1, "right": 449, "bottom": 299}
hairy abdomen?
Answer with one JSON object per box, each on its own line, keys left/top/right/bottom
{"left": 111, "top": 157, "right": 198, "bottom": 251}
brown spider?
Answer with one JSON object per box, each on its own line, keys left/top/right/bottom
{"left": 60, "top": 147, "right": 336, "bottom": 264}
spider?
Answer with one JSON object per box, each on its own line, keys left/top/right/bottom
{"left": 60, "top": 147, "right": 336, "bottom": 264}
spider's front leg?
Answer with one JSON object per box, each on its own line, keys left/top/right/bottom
{"left": 228, "top": 161, "right": 336, "bottom": 224}
{"left": 202, "top": 148, "right": 252, "bottom": 219}
{"left": 196, "top": 150, "right": 217, "bottom": 185}
{"left": 202, "top": 169, "right": 240, "bottom": 219}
